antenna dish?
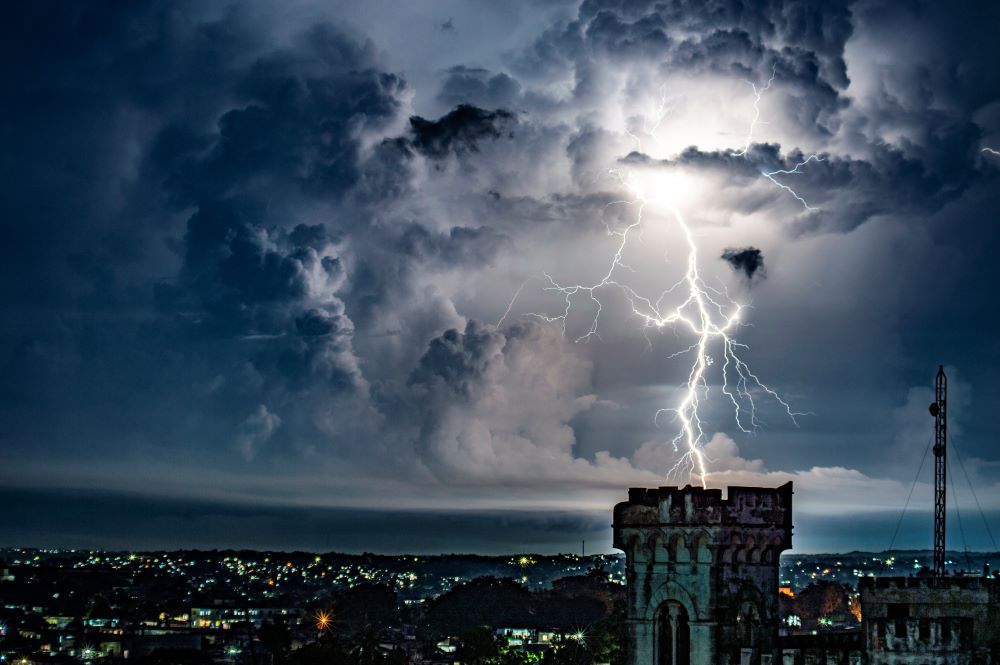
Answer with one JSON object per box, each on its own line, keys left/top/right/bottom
{"left": 929, "top": 403, "right": 940, "bottom": 417}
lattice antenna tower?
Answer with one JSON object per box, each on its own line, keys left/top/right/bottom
{"left": 929, "top": 365, "right": 947, "bottom": 576}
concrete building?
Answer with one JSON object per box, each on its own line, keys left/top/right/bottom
{"left": 859, "top": 575, "right": 1000, "bottom": 664}
{"left": 190, "top": 606, "right": 297, "bottom": 629}
{"left": 613, "top": 483, "right": 794, "bottom": 665}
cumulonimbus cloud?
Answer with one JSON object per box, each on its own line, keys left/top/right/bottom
{"left": 1, "top": 0, "right": 999, "bottom": 537}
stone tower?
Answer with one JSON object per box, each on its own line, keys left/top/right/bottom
{"left": 613, "top": 483, "right": 793, "bottom": 665}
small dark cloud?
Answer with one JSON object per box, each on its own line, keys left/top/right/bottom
{"left": 721, "top": 246, "right": 766, "bottom": 280}
{"left": 409, "top": 104, "right": 516, "bottom": 158}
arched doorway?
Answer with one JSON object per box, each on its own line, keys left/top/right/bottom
{"left": 656, "top": 601, "right": 690, "bottom": 665}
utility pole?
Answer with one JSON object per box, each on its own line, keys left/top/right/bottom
{"left": 929, "top": 365, "right": 947, "bottom": 576}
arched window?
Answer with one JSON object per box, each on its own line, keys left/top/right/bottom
{"left": 732, "top": 601, "right": 762, "bottom": 665}
{"left": 692, "top": 533, "right": 712, "bottom": 564}
{"left": 668, "top": 534, "right": 690, "bottom": 564}
{"left": 737, "top": 601, "right": 761, "bottom": 648}
{"left": 657, "top": 601, "right": 690, "bottom": 665}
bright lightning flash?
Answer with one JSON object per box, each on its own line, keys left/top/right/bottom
{"left": 527, "top": 168, "right": 800, "bottom": 486}
{"left": 509, "top": 70, "right": 811, "bottom": 488}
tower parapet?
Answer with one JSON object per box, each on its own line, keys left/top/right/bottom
{"left": 613, "top": 482, "right": 793, "bottom": 665}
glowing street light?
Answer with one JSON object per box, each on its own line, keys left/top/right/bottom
{"left": 314, "top": 610, "right": 333, "bottom": 633}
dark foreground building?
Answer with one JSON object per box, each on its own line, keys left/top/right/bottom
{"left": 613, "top": 483, "right": 794, "bottom": 665}
{"left": 613, "top": 483, "right": 999, "bottom": 665}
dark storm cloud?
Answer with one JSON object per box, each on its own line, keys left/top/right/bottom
{"left": 158, "top": 204, "right": 341, "bottom": 333}
{"left": 0, "top": 1, "right": 512, "bottom": 471}
{"left": 575, "top": 0, "right": 853, "bottom": 73}
{"left": 510, "top": 0, "right": 851, "bottom": 136}
{"left": 152, "top": 25, "right": 406, "bottom": 206}
{"left": 438, "top": 67, "right": 524, "bottom": 110}
{"left": 721, "top": 247, "right": 765, "bottom": 280}
{"left": 409, "top": 321, "right": 507, "bottom": 399}
{"left": 626, "top": 135, "right": 986, "bottom": 232}
{"left": 0, "top": 1, "right": 408, "bottom": 314}
{"left": 3, "top": 0, "right": 1000, "bottom": 555}
{"left": 296, "top": 308, "right": 349, "bottom": 338}
{"left": 409, "top": 104, "right": 517, "bottom": 159}
{"left": 153, "top": 201, "right": 364, "bottom": 400}
{"left": 0, "top": 4, "right": 406, "bottom": 308}
{"left": 396, "top": 224, "right": 510, "bottom": 270}
{"left": 851, "top": 1, "right": 1000, "bottom": 134}
{"left": 393, "top": 318, "right": 646, "bottom": 489}
{"left": 583, "top": 9, "right": 672, "bottom": 58}
{"left": 671, "top": 28, "right": 760, "bottom": 77}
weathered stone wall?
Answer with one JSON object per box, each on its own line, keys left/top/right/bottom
{"left": 777, "top": 631, "right": 864, "bottom": 664}
{"left": 859, "top": 575, "right": 1000, "bottom": 664}
{"left": 613, "top": 483, "right": 793, "bottom": 665}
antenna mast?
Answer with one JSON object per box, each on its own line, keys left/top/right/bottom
{"left": 929, "top": 365, "right": 947, "bottom": 576}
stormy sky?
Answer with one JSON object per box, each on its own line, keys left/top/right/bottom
{"left": 2, "top": 0, "right": 999, "bottom": 555}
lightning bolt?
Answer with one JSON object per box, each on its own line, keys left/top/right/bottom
{"left": 983, "top": 147, "right": 1000, "bottom": 157}
{"left": 731, "top": 62, "right": 822, "bottom": 210}
{"left": 502, "top": 67, "right": 809, "bottom": 487}
{"left": 523, "top": 168, "right": 802, "bottom": 485}
{"left": 625, "top": 84, "right": 674, "bottom": 152}
{"left": 734, "top": 64, "right": 776, "bottom": 157}
{"left": 762, "top": 154, "right": 824, "bottom": 211}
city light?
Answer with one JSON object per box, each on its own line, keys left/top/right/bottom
{"left": 314, "top": 610, "right": 333, "bottom": 633}
{"left": 3, "top": 547, "right": 995, "bottom": 661}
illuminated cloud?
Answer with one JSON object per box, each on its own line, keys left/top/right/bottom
{"left": 1, "top": 0, "right": 999, "bottom": 551}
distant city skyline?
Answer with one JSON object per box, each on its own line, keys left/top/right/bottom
{"left": 2, "top": 1, "right": 1000, "bottom": 553}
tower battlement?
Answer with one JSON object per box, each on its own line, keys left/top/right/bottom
{"left": 614, "top": 483, "right": 793, "bottom": 532}
{"left": 613, "top": 482, "right": 794, "bottom": 665}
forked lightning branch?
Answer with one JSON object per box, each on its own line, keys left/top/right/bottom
{"left": 505, "top": 70, "right": 816, "bottom": 487}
